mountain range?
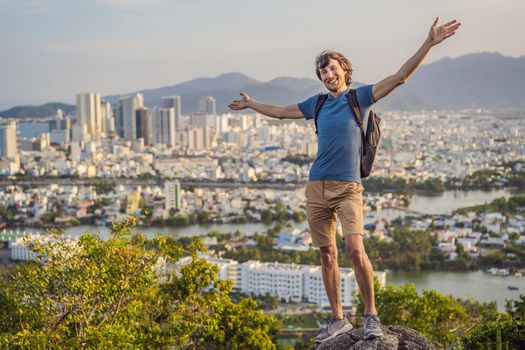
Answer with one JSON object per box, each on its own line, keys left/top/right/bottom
{"left": 1, "top": 52, "right": 524, "bottom": 119}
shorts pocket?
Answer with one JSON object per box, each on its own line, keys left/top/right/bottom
{"left": 346, "top": 182, "right": 361, "bottom": 192}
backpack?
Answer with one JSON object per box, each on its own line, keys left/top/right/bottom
{"left": 313, "top": 89, "right": 381, "bottom": 178}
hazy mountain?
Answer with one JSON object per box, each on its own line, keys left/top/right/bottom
{"left": 99, "top": 73, "right": 326, "bottom": 115}
{"left": 102, "top": 52, "right": 525, "bottom": 113}
{"left": 266, "top": 77, "right": 321, "bottom": 91}
{"left": 392, "top": 52, "right": 525, "bottom": 109}
{"left": 0, "top": 102, "right": 75, "bottom": 119}
{"left": 2, "top": 52, "right": 524, "bottom": 119}
{"left": 103, "top": 72, "right": 261, "bottom": 114}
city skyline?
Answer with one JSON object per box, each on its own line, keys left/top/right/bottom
{"left": 1, "top": 0, "right": 524, "bottom": 109}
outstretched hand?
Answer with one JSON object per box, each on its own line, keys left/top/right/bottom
{"left": 228, "top": 92, "right": 251, "bottom": 110}
{"left": 427, "top": 17, "right": 461, "bottom": 46}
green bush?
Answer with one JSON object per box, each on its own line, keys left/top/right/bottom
{"left": 0, "top": 217, "right": 280, "bottom": 349}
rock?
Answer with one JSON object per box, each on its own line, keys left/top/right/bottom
{"left": 314, "top": 325, "right": 436, "bottom": 350}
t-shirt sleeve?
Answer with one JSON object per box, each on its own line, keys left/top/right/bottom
{"left": 356, "top": 84, "right": 376, "bottom": 109}
{"left": 297, "top": 95, "right": 318, "bottom": 120}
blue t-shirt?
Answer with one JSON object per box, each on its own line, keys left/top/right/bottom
{"left": 297, "top": 84, "right": 376, "bottom": 182}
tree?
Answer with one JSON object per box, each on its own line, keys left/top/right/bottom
{"left": 0, "top": 217, "right": 280, "bottom": 349}
{"left": 364, "top": 228, "right": 432, "bottom": 271}
{"left": 461, "top": 295, "right": 525, "bottom": 350}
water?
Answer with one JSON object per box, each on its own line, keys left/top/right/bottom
{"left": 17, "top": 209, "right": 409, "bottom": 239}
{"left": 43, "top": 222, "right": 280, "bottom": 239}
{"left": 387, "top": 270, "right": 525, "bottom": 311}
{"left": 18, "top": 122, "right": 48, "bottom": 138}
{"left": 9, "top": 184, "right": 521, "bottom": 308}
{"left": 408, "top": 189, "right": 513, "bottom": 214}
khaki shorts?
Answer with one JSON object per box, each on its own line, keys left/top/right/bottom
{"left": 305, "top": 180, "right": 364, "bottom": 247}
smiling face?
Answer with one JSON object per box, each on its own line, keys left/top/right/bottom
{"left": 318, "top": 58, "right": 348, "bottom": 94}
{"left": 315, "top": 51, "right": 353, "bottom": 96}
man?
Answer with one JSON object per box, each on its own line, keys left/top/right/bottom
{"left": 229, "top": 18, "right": 460, "bottom": 343}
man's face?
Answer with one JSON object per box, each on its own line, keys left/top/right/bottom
{"left": 318, "top": 58, "right": 347, "bottom": 93}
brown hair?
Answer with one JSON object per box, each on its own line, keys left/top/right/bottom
{"left": 315, "top": 50, "right": 353, "bottom": 86}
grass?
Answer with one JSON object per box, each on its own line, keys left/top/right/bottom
{"left": 278, "top": 313, "right": 318, "bottom": 329}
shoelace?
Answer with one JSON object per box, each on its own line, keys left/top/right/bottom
{"left": 365, "top": 314, "right": 379, "bottom": 329}
{"left": 321, "top": 317, "right": 337, "bottom": 334}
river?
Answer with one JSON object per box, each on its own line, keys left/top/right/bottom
{"left": 5, "top": 161, "right": 520, "bottom": 310}
{"left": 387, "top": 270, "right": 524, "bottom": 311}
{"left": 408, "top": 189, "right": 513, "bottom": 214}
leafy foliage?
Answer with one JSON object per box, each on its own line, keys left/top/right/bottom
{"left": 0, "top": 217, "right": 280, "bottom": 349}
{"left": 461, "top": 295, "right": 525, "bottom": 350}
{"left": 354, "top": 282, "right": 499, "bottom": 349}
{"left": 364, "top": 228, "right": 433, "bottom": 271}
{"left": 453, "top": 194, "right": 525, "bottom": 216}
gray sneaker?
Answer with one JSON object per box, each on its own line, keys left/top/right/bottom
{"left": 363, "top": 312, "right": 384, "bottom": 339}
{"left": 315, "top": 316, "right": 353, "bottom": 343}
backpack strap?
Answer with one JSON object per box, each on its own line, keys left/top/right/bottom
{"left": 346, "top": 89, "right": 367, "bottom": 155}
{"left": 314, "top": 93, "right": 328, "bottom": 135}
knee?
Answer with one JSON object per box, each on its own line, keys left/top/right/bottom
{"left": 319, "top": 246, "right": 338, "bottom": 267}
{"left": 347, "top": 247, "right": 367, "bottom": 268}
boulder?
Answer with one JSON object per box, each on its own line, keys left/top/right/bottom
{"left": 314, "top": 325, "right": 435, "bottom": 350}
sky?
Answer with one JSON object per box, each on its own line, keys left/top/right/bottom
{"left": 0, "top": 0, "right": 523, "bottom": 110}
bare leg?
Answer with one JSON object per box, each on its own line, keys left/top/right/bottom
{"left": 319, "top": 245, "right": 344, "bottom": 319}
{"left": 344, "top": 234, "right": 377, "bottom": 314}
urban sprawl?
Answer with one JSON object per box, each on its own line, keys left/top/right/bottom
{"left": 1, "top": 92, "right": 524, "bottom": 305}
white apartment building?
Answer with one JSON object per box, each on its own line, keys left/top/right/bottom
{"left": 209, "top": 257, "right": 386, "bottom": 307}
{"left": 304, "top": 266, "right": 359, "bottom": 307}
{"left": 164, "top": 180, "right": 181, "bottom": 214}
{"left": 10, "top": 234, "right": 77, "bottom": 261}
{"left": 10, "top": 238, "right": 38, "bottom": 261}
{"left": 240, "top": 261, "right": 304, "bottom": 303}
{"left": 8, "top": 231, "right": 386, "bottom": 308}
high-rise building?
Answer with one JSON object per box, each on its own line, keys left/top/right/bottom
{"left": 113, "top": 105, "right": 122, "bottom": 137}
{"left": 0, "top": 121, "right": 18, "bottom": 159}
{"left": 189, "top": 112, "right": 208, "bottom": 128}
{"left": 48, "top": 113, "right": 71, "bottom": 133}
{"left": 76, "top": 93, "right": 102, "bottom": 140}
{"left": 189, "top": 128, "right": 204, "bottom": 150}
{"left": 135, "top": 107, "right": 153, "bottom": 145}
{"left": 161, "top": 96, "right": 182, "bottom": 130}
{"left": 203, "top": 126, "right": 213, "bottom": 149}
{"left": 217, "top": 114, "right": 230, "bottom": 134}
{"left": 50, "top": 129, "right": 70, "bottom": 144}
{"left": 105, "top": 116, "right": 115, "bottom": 135}
{"left": 165, "top": 180, "right": 181, "bottom": 214}
{"left": 115, "top": 94, "right": 144, "bottom": 141}
{"left": 71, "top": 124, "right": 89, "bottom": 143}
{"left": 69, "top": 141, "right": 81, "bottom": 162}
{"left": 198, "top": 96, "right": 216, "bottom": 115}
{"left": 100, "top": 101, "right": 112, "bottom": 135}
{"left": 152, "top": 107, "right": 176, "bottom": 146}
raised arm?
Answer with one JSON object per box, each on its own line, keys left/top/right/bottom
{"left": 372, "top": 17, "right": 461, "bottom": 102}
{"left": 228, "top": 92, "right": 304, "bottom": 120}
